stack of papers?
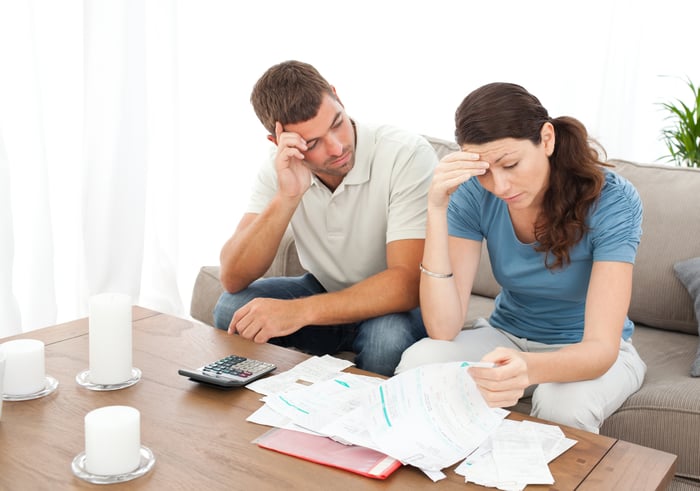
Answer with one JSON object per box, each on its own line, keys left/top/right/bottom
{"left": 455, "top": 419, "right": 577, "bottom": 490}
{"left": 246, "top": 355, "right": 576, "bottom": 485}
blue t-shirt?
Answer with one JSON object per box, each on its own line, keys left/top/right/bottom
{"left": 447, "top": 169, "right": 642, "bottom": 344}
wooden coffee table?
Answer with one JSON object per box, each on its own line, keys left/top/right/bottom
{"left": 0, "top": 307, "right": 676, "bottom": 490}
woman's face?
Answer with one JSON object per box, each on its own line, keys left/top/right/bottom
{"left": 461, "top": 123, "right": 555, "bottom": 211}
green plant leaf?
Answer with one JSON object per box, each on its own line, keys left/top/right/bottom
{"left": 657, "top": 76, "right": 700, "bottom": 167}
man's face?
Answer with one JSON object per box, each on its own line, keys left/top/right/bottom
{"left": 284, "top": 94, "right": 356, "bottom": 188}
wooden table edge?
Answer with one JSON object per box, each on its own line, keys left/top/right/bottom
{"left": 577, "top": 438, "right": 677, "bottom": 491}
{"left": 0, "top": 306, "right": 162, "bottom": 346}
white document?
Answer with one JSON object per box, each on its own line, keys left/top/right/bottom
{"left": 347, "top": 362, "right": 506, "bottom": 471}
{"left": 263, "top": 372, "right": 380, "bottom": 437}
{"left": 246, "top": 354, "right": 355, "bottom": 396}
{"left": 491, "top": 425, "right": 554, "bottom": 485}
{"left": 455, "top": 419, "right": 577, "bottom": 489}
{"left": 290, "top": 354, "right": 355, "bottom": 383}
{"left": 251, "top": 360, "right": 570, "bottom": 478}
{"left": 519, "top": 420, "right": 577, "bottom": 463}
{"left": 246, "top": 403, "right": 324, "bottom": 435}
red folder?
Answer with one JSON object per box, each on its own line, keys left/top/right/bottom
{"left": 255, "top": 428, "right": 402, "bottom": 479}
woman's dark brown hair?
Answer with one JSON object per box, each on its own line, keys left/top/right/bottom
{"left": 455, "top": 82, "right": 609, "bottom": 270}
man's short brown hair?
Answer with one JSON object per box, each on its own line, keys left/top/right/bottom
{"left": 250, "top": 60, "right": 336, "bottom": 135}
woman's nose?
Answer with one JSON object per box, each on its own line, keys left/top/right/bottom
{"left": 492, "top": 172, "right": 510, "bottom": 196}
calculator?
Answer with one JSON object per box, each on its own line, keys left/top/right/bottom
{"left": 178, "top": 354, "right": 277, "bottom": 388}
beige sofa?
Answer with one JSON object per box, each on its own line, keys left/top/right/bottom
{"left": 190, "top": 136, "right": 700, "bottom": 490}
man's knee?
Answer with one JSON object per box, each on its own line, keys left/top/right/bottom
{"left": 213, "top": 292, "right": 248, "bottom": 331}
{"left": 212, "top": 295, "right": 230, "bottom": 330}
{"left": 353, "top": 312, "right": 426, "bottom": 376}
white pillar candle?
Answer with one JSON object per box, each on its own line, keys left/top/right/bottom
{"left": 88, "top": 293, "right": 133, "bottom": 384}
{"left": 1, "top": 339, "right": 46, "bottom": 396}
{"left": 84, "top": 405, "right": 141, "bottom": 475}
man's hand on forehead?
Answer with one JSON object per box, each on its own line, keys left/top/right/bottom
{"left": 273, "top": 121, "right": 307, "bottom": 164}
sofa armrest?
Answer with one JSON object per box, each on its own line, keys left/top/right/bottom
{"left": 190, "top": 265, "right": 224, "bottom": 326}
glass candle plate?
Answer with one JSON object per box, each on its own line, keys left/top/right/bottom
{"left": 2, "top": 375, "right": 59, "bottom": 401}
{"left": 75, "top": 368, "right": 141, "bottom": 391}
{"left": 72, "top": 445, "right": 155, "bottom": 484}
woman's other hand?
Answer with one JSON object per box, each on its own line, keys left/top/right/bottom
{"left": 468, "top": 347, "right": 530, "bottom": 408}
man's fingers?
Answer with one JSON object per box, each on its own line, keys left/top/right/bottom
{"left": 275, "top": 122, "right": 308, "bottom": 152}
{"left": 275, "top": 121, "right": 283, "bottom": 141}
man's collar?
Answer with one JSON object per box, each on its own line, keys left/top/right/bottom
{"left": 340, "top": 120, "right": 370, "bottom": 186}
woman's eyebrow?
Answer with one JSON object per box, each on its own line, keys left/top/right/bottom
{"left": 493, "top": 151, "right": 515, "bottom": 164}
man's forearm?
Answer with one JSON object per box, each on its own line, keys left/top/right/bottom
{"left": 220, "top": 195, "right": 299, "bottom": 292}
{"left": 292, "top": 267, "right": 420, "bottom": 326}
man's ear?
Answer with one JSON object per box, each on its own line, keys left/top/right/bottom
{"left": 267, "top": 134, "right": 277, "bottom": 145}
{"left": 541, "top": 122, "right": 555, "bottom": 157}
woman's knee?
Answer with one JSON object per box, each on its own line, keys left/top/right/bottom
{"left": 394, "top": 338, "right": 466, "bottom": 374}
{"left": 531, "top": 383, "right": 603, "bottom": 433}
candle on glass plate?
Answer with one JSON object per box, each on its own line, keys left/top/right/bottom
{"left": 88, "top": 293, "right": 133, "bottom": 384}
{"left": 84, "top": 406, "right": 141, "bottom": 475}
{"left": 1, "top": 339, "right": 46, "bottom": 396}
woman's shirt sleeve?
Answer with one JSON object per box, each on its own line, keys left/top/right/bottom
{"left": 589, "top": 171, "right": 643, "bottom": 264}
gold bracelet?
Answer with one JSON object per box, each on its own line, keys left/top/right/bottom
{"left": 419, "top": 263, "right": 453, "bottom": 278}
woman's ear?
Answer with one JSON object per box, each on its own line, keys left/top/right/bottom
{"left": 541, "top": 121, "right": 555, "bottom": 157}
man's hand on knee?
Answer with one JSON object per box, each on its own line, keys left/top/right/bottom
{"left": 228, "top": 298, "right": 306, "bottom": 343}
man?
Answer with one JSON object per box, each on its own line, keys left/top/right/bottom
{"left": 213, "top": 60, "right": 437, "bottom": 376}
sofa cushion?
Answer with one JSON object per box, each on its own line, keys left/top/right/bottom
{"left": 673, "top": 257, "right": 700, "bottom": 376}
{"left": 610, "top": 160, "right": 700, "bottom": 335}
{"left": 262, "top": 227, "right": 306, "bottom": 278}
{"left": 599, "top": 325, "right": 700, "bottom": 482}
{"left": 422, "top": 134, "right": 459, "bottom": 160}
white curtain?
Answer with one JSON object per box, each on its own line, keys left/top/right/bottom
{"left": 1, "top": 0, "right": 698, "bottom": 335}
{"left": 83, "top": 0, "right": 181, "bottom": 315}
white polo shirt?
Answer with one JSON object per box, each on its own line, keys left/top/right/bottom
{"left": 247, "top": 122, "right": 437, "bottom": 292}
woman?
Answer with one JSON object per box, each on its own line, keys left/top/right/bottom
{"left": 396, "top": 82, "right": 646, "bottom": 433}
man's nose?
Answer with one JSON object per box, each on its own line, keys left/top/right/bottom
{"left": 325, "top": 135, "right": 343, "bottom": 156}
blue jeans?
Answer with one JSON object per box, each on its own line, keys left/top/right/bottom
{"left": 213, "top": 274, "right": 427, "bottom": 376}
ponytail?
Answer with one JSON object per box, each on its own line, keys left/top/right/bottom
{"left": 534, "top": 116, "right": 609, "bottom": 269}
